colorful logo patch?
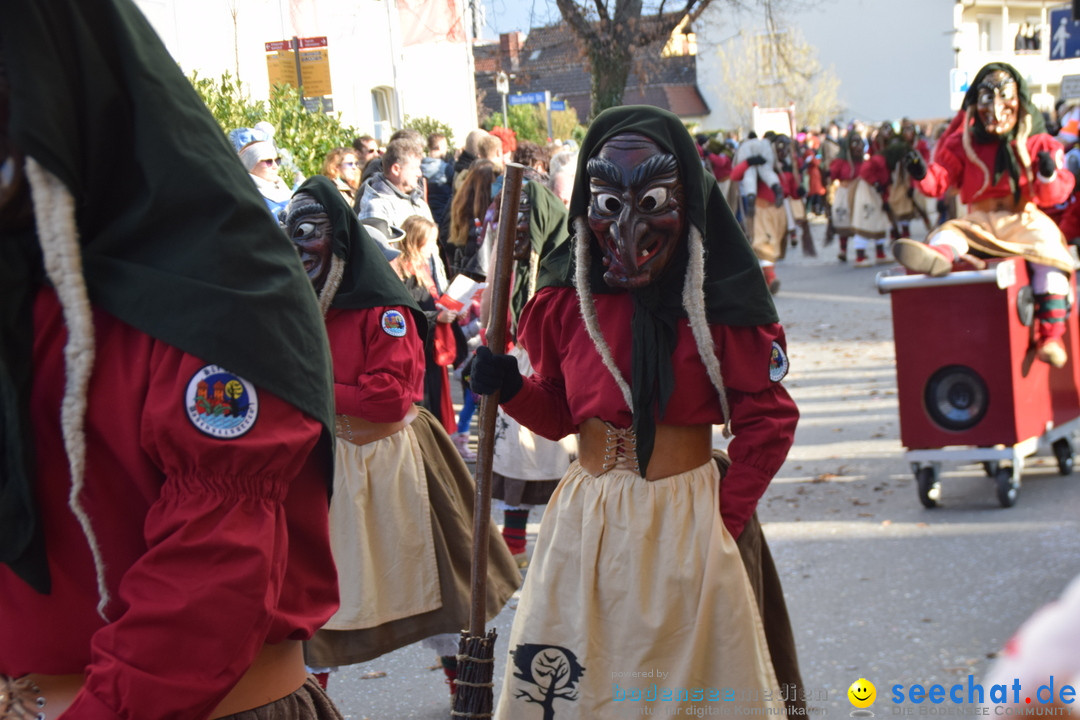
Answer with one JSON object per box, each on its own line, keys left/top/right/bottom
{"left": 185, "top": 365, "right": 259, "bottom": 439}
{"left": 769, "top": 341, "right": 789, "bottom": 382}
{"left": 381, "top": 309, "right": 408, "bottom": 337}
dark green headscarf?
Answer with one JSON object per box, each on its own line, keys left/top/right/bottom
{"left": 509, "top": 179, "right": 569, "bottom": 330}
{"left": 293, "top": 175, "right": 427, "bottom": 333}
{"left": 537, "top": 105, "right": 777, "bottom": 474}
{"left": 963, "top": 62, "right": 1046, "bottom": 204}
{"left": 0, "top": 0, "right": 335, "bottom": 593}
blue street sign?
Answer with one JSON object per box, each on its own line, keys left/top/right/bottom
{"left": 1050, "top": 6, "right": 1080, "bottom": 60}
{"left": 550, "top": 100, "right": 566, "bottom": 111}
{"left": 508, "top": 91, "right": 546, "bottom": 106}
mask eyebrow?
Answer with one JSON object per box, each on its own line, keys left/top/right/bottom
{"left": 586, "top": 156, "right": 624, "bottom": 187}
{"left": 630, "top": 153, "right": 678, "bottom": 187}
{"left": 284, "top": 202, "right": 326, "bottom": 229}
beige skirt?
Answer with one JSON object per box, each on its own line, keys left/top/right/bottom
{"left": 493, "top": 460, "right": 782, "bottom": 719}
{"left": 831, "top": 181, "right": 854, "bottom": 233}
{"left": 930, "top": 203, "right": 1074, "bottom": 273}
{"left": 751, "top": 201, "right": 788, "bottom": 263}
{"left": 306, "top": 407, "right": 521, "bottom": 667}
{"left": 852, "top": 178, "right": 890, "bottom": 238}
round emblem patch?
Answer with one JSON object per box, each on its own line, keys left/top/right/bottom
{"left": 381, "top": 309, "right": 408, "bottom": 337}
{"left": 769, "top": 341, "right": 789, "bottom": 382}
{"left": 185, "top": 365, "right": 259, "bottom": 439}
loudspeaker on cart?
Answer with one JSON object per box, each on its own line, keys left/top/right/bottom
{"left": 876, "top": 257, "right": 1080, "bottom": 508}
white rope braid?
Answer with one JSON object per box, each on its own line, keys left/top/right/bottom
{"left": 317, "top": 254, "right": 346, "bottom": 317}
{"left": 683, "top": 225, "right": 733, "bottom": 437}
{"left": 573, "top": 217, "right": 633, "bottom": 410}
{"left": 24, "top": 157, "right": 110, "bottom": 620}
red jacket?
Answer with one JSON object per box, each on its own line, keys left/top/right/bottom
{"left": 502, "top": 286, "right": 798, "bottom": 539}
{"left": 0, "top": 288, "right": 339, "bottom": 720}
{"left": 915, "top": 130, "right": 1074, "bottom": 207}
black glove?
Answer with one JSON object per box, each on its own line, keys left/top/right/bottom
{"left": 906, "top": 150, "right": 927, "bottom": 181}
{"left": 1037, "top": 150, "right": 1056, "bottom": 178}
{"left": 469, "top": 346, "right": 523, "bottom": 401}
{"left": 746, "top": 155, "right": 767, "bottom": 166}
{"left": 770, "top": 184, "right": 785, "bottom": 207}
{"left": 796, "top": 185, "right": 807, "bottom": 199}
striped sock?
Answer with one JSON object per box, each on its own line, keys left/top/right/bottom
{"left": 1036, "top": 293, "right": 1069, "bottom": 341}
{"left": 502, "top": 508, "right": 529, "bottom": 555}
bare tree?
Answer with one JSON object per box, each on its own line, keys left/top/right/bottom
{"left": 709, "top": 26, "right": 842, "bottom": 130}
{"left": 553, "top": 0, "right": 792, "bottom": 118}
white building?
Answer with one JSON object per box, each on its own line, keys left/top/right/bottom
{"left": 953, "top": 0, "right": 1080, "bottom": 113}
{"left": 133, "top": 0, "right": 479, "bottom": 142}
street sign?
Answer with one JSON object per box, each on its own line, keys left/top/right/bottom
{"left": 508, "top": 91, "right": 546, "bottom": 106}
{"left": 265, "top": 36, "right": 332, "bottom": 97}
{"left": 550, "top": 100, "right": 566, "bottom": 111}
{"left": 1063, "top": 74, "right": 1080, "bottom": 100}
{"left": 1050, "top": 5, "right": 1080, "bottom": 60}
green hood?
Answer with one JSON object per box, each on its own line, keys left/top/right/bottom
{"left": 0, "top": 0, "right": 335, "bottom": 593}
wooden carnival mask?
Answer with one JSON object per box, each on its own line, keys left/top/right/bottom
{"left": 586, "top": 133, "right": 685, "bottom": 289}
{"left": 976, "top": 70, "right": 1019, "bottom": 137}
{"left": 284, "top": 191, "right": 335, "bottom": 293}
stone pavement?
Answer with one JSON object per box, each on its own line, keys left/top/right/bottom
{"left": 326, "top": 217, "right": 1080, "bottom": 719}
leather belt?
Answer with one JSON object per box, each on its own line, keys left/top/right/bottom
{"left": 335, "top": 404, "right": 419, "bottom": 446}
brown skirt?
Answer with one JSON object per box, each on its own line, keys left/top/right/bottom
{"left": 218, "top": 678, "right": 342, "bottom": 720}
{"left": 305, "top": 407, "right": 522, "bottom": 667}
{"left": 492, "top": 472, "right": 559, "bottom": 507}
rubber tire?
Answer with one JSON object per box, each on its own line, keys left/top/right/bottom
{"left": 916, "top": 466, "right": 939, "bottom": 508}
{"left": 995, "top": 467, "right": 1018, "bottom": 508}
{"left": 982, "top": 461, "right": 1000, "bottom": 478}
{"left": 1053, "top": 439, "right": 1074, "bottom": 476}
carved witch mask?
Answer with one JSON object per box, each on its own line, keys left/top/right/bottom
{"left": 586, "top": 133, "right": 685, "bottom": 289}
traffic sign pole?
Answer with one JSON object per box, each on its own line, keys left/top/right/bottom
{"left": 544, "top": 90, "right": 553, "bottom": 142}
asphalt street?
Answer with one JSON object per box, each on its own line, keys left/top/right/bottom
{"left": 325, "top": 218, "right": 1080, "bottom": 719}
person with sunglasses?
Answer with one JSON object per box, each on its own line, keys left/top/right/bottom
{"left": 322, "top": 147, "right": 362, "bottom": 205}
{"left": 236, "top": 129, "right": 293, "bottom": 217}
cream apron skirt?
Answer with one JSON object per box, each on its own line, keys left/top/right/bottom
{"left": 306, "top": 407, "right": 521, "bottom": 667}
{"left": 751, "top": 200, "right": 788, "bottom": 263}
{"left": 493, "top": 460, "right": 782, "bottom": 719}
{"left": 831, "top": 180, "right": 854, "bottom": 233}
{"left": 851, "top": 178, "right": 890, "bottom": 239}
{"left": 929, "top": 203, "right": 1075, "bottom": 273}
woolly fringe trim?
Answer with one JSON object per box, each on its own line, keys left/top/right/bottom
{"left": 573, "top": 218, "right": 732, "bottom": 438}
{"left": 317, "top": 255, "right": 346, "bottom": 317}
{"left": 25, "top": 157, "right": 110, "bottom": 621}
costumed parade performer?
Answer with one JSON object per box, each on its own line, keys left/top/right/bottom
{"left": 828, "top": 130, "right": 865, "bottom": 262}
{"left": 896, "top": 62, "right": 1076, "bottom": 367}
{"left": 286, "top": 177, "right": 521, "bottom": 698}
{"left": 851, "top": 122, "right": 897, "bottom": 267}
{"left": 731, "top": 136, "right": 796, "bottom": 293}
{"left": 481, "top": 178, "right": 578, "bottom": 566}
{"left": 472, "top": 106, "right": 803, "bottom": 719}
{"left": 0, "top": 1, "right": 345, "bottom": 718}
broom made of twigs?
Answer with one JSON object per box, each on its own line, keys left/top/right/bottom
{"left": 451, "top": 162, "right": 526, "bottom": 719}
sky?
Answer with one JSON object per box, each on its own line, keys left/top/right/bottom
{"left": 478, "top": 0, "right": 956, "bottom": 123}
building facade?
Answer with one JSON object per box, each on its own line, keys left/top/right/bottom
{"left": 134, "top": 0, "right": 480, "bottom": 143}
{"left": 953, "top": 0, "right": 1080, "bottom": 112}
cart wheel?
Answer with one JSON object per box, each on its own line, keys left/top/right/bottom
{"left": 982, "top": 461, "right": 999, "bottom": 478}
{"left": 916, "top": 466, "right": 940, "bottom": 508}
{"left": 995, "top": 467, "right": 1018, "bottom": 508}
{"left": 1053, "top": 439, "right": 1074, "bottom": 476}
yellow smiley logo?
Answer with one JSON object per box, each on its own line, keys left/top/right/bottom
{"left": 848, "top": 678, "right": 876, "bottom": 708}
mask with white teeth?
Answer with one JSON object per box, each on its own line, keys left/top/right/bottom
{"left": 586, "top": 132, "right": 685, "bottom": 290}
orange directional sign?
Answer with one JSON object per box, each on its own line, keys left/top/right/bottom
{"left": 265, "top": 36, "right": 332, "bottom": 97}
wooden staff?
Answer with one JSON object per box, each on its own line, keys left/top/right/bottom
{"left": 468, "top": 161, "right": 524, "bottom": 636}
